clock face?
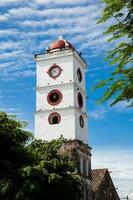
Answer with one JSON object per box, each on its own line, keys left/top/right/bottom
{"left": 48, "top": 64, "right": 62, "bottom": 79}
{"left": 50, "top": 66, "right": 60, "bottom": 77}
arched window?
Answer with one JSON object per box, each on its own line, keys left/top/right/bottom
{"left": 79, "top": 115, "right": 84, "bottom": 128}
{"left": 77, "top": 68, "right": 82, "bottom": 82}
{"left": 78, "top": 92, "right": 83, "bottom": 108}
{"left": 47, "top": 89, "right": 62, "bottom": 105}
{"left": 48, "top": 112, "right": 61, "bottom": 125}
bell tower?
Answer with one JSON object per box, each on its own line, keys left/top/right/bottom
{"left": 35, "top": 37, "right": 88, "bottom": 144}
{"left": 35, "top": 37, "right": 92, "bottom": 200}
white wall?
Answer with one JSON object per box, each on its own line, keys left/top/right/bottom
{"left": 35, "top": 108, "right": 88, "bottom": 143}
{"left": 37, "top": 54, "right": 74, "bottom": 87}
{"left": 35, "top": 109, "right": 75, "bottom": 141}
{"left": 36, "top": 84, "right": 74, "bottom": 110}
{"left": 35, "top": 49, "right": 88, "bottom": 144}
{"left": 73, "top": 55, "right": 86, "bottom": 90}
{"left": 74, "top": 109, "right": 88, "bottom": 144}
{"left": 74, "top": 86, "right": 86, "bottom": 113}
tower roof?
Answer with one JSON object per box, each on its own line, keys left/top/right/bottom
{"left": 48, "top": 36, "right": 73, "bottom": 52}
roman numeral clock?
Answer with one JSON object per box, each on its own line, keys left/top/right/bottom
{"left": 35, "top": 37, "right": 88, "bottom": 144}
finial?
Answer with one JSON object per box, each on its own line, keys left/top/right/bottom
{"left": 57, "top": 29, "right": 63, "bottom": 40}
{"left": 59, "top": 35, "right": 63, "bottom": 40}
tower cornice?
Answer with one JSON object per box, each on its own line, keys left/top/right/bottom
{"left": 35, "top": 49, "right": 86, "bottom": 69}
{"left": 36, "top": 106, "right": 88, "bottom": 118}
{"left": 36, "top": 82, "right": 87, "bottom": 96}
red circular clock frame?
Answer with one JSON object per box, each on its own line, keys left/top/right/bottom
{"left": 48, "top": 112, "right": 61, "bottom": 124}
{"left": 47, "top": 64, "right": 62, "bottom": 79}
{"left": 47, "top": 89, "right": 63, "bottom": 105}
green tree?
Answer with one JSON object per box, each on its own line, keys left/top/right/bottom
{"left": 16, "top": 139, "right": 82, "bottom": 200}
{"left": 0, "top": 112, "right": 33, "bottom": 199}
{"left": 0, "top": 112, "right": 82, "bottom": 200}
{"left": 94, "top": 0, "right": 133, "bottom": 107}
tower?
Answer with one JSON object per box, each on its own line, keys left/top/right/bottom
{"left": 35, "top": 37, "right": 92, "bottom": 200}
{"left": 35, "top": 38, "right": 88, "bottom": 144}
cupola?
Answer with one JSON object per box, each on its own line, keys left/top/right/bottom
{"left": 47, "top": 36, "right": 73, "bottom": 52}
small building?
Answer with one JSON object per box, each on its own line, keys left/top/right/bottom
{"left": 91, "top": 169, "right": 120, "bottom": 200}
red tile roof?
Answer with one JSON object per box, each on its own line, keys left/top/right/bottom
{"left": 91, "top": 168, "right": 108, "bottom": 192}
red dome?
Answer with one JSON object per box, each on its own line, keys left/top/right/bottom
{"left": 50, "top": 40, "right": 66, "bottom": 50}
{"left": 49, "top": 38, "right": 72, "bottom": 51}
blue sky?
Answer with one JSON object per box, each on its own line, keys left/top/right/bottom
{"left": 0, "top": 0, "right": 133, "bottom": 198}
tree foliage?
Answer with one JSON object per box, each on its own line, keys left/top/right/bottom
{"left": 94, "top": 0, "right": 133, "bottom": 107}
{"left": 0, "top": 112, "right": 81, "bottom": 200}
{"left": 18, "top": 139, "right": 81, "bottom": 200}
{"left": 0, "top": 112, "right": 33, "bottom": 199}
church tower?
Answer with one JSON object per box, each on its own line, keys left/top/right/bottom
{"left": 35, "top": 37, "right": 92, "bottom": 200}
{"left": 35, "top": 37, "right": 88, "bottom": 144}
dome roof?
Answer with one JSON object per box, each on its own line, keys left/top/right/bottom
{"left": 48, "top": 37, "right": 72, "bottom": 51}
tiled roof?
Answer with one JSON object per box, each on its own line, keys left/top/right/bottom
{"left": 91, "top": 168, "right": 108, "bottom": 192}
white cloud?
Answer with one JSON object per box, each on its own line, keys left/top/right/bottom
{"left": 110, "top": 101, "right": 131, "bottom": 112}
{"left": 0, "top": 61, "right": 17, "bottom": 70}
{"left": 14, "top": 70, "right": 35, "bottom": 77}
{"left": 0, "top": 1, "right": 110, "bottom": 80}
{"left": 0, "top": 50, "right": 23, "bottom": 60}
{"left": 0, "top": 107, "right": 20, "bottom": 112}
{"left": 92, "top": 148, "right": 133, "bottom": 198}
{"left": 0, "top": 0, "right": 18, "bottom": 6}
{"left": 89, "top": 107, "right": 106, "bottom": 120}
{"left": 105, "top": 100, "right": 132, "bottom": 115}
{"left": 0, "top": 15, "right": 8, "bottom": 21}
{"left": 0, "top": 29, "right": 20, "bottom": 36}
{"left": 6, "top": 4, "right": 100, "bottom": 19}
{"left": 0, "top": 41, "right": 20, "bottom": 50}
{"left": 35, "top": 0, "right": 89, "bottom": 5}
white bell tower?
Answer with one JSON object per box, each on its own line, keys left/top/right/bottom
{"left": 35, "top": 37, "right": 88, "bottom": 144}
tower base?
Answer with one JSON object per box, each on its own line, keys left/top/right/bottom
{"left": 60, "top": 140, "right": 92, "bottom": 200}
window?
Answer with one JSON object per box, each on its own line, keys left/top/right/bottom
{"left": 47, "top": 89, "right": 62, "bottom": 105}
{"left": 78, "top": 92, "right": 83, "bottom": 108}
{"left": 79, "top": 115, "right": 84, "bottom": 128}
{"left": 77, "top": 68, "right": 82, "bottom": 82}
{"left": 48, "top": 112, "right": 61, "bottom": 125}
{"left": 83, "top": 159, "right": 86, "bottom": 175}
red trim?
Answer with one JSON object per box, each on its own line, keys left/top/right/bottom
{"left": 48, "top": 112, "right": 61, "bottom": 124}
{"left": 78, "top": 92, "right": 83, "bottom": 108}
{"left": 47, "top": 63, "right": 62, "bottom": 79}
{"left": 79, "top": 115, "right": 84, "bottom": 128}
{"left": 47, "top": 89, "right": 63, "bottom": 105}
{"left": 77, "top": 68, "right": 82, "bottom": 82}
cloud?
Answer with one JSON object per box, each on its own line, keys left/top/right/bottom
{"left": 89, "top": 107, "right": 106, "bottom": 120}
{"left": 106, "top": 100, "right": 132, "bottom": 115}
{"left": 35, "top": 0, "right": 89, "bottom": 5}
{"left": 0, "top": 15, "right": 8, "bottom": 21}
{"left": 0, "top": 41, "right": 21, "bottom": 50}
{"left": 0, "top": 107, "right": 24, "bottom": 116}
{"left": 92, "top": 148, "right": 133, "bottom": 198}
{"left": 7, "top": 4, "right": 100, "bottom": 19}
{"left": 0, "top": 1, "right": 110, "bottom": 81}
{"left": 0, "top": 0, "right": 18, "bottom": 6}
{"left": 110, "top": 101, "right": 131, "bottom": 112}
{"left": 13, "top": 70, "right": 35, "bottom": 77}
{"left": 0, "top": 50, "right": 23, "bottom": 60}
